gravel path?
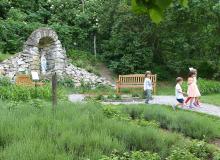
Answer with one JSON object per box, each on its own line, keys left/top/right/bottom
{"left": 68, "top": 94, "right": 85, "bottom": 102}
{"left": 68, "top": 94, "right": 220, "bottom": 118}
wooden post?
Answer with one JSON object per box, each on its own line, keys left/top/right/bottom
{"left": 52, "top": 72, "right": 57, "bottom": 109}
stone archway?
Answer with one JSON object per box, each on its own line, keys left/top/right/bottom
{"left": 23, "top": 28, "right": 67, "bottom": 76}
{"left": 0, "top": 28, "right": 111, "bottom": 86}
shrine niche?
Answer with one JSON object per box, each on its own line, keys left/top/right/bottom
{"left": 23, "top": 28, "right": 67, "bottom": 76}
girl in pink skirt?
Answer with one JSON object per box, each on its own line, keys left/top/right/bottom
{"left": 186, "top": 70, "right": 201, "bottom": 108}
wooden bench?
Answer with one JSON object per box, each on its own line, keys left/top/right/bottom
{"left": 116, "top": 74, "right": 157, "bottom": 94}
{"left": 15, "top": 74, "right": 44, "bottom": 86}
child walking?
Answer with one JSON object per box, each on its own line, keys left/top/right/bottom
{"left": 172, "top": 77, "right": 186, "bottom": 110}
{"left": 144, "top": 71, "right": 153, "bottom": 104}
{"left": 185, "top": 68, "right": 201, "bottom": 107}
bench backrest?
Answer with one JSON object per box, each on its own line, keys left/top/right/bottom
{"left": 119, "top": 74, "right": 157, "bottom": 84}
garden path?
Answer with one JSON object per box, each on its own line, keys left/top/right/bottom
{"left": 103, "top": 96, "right": 220, "bottom": 118}
{"left": 68, "top": 94, "right": 220, "bottom": 117}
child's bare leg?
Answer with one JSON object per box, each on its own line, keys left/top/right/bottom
{"left": 185, "top": 97, "right": 191, "bottom": 104}
{"left": 189, "top": 98, "right": 194, "bottom": 108}
{"left": 195, "top": 97, "right": 200, "bottom": 105}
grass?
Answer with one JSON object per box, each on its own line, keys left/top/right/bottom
{"left": 0, "top": 100, "right": 219, "bottom": 160}
{"left": 157, "top": 81, "right": 174, "bottom": 95}
{"left": 0, "top": 53, "right": 12, "bottom": 62}
{"left": 201, "top": 94, "right": 220, "bottom": 106}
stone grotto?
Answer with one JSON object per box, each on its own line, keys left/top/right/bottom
{"left": 0, "top": 28, "right": 112, "bottom": 86}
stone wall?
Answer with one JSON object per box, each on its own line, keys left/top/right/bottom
{"left": 0, "top": 28, "right": 112, "bottom": 86}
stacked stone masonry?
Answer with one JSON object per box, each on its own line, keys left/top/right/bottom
{"left": 0, "top": 28, "right": 112, "bottom": 87}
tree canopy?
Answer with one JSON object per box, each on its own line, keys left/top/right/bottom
{"left": 132, "top": 0, "right": 188, "bottom": 23}
{"left": 0, "top": 0, "right": 220, "bottom": 80}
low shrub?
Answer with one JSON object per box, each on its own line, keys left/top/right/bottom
{"left": 187, "top": 140, "right": 211, "bottom": 159}
{"left": 58, "top": 78, "right": 75, "bottom": 88}
{"left": 213, "top": 152, "right": 220, "bottom": 160}
{"left": 103, "top": 107, "right": 121, "bottom": 118}
{"left": 0, "top": 101, "right": 219, "bottom": 159}
{"left": 0, "top": 76, "right": 12, "bottom": 86}
{"left": 0, "top": 84, "right": 63, "bottom": 101}
{"left": 107, "top": 94, "right": 121, "bottom": 100}
{"left": 198, "top": 78, "right": 220, "bottom": 95}
{"left": 121, "top": 105, "right": 220, "bottom": 140}
{"left": 167, "top": 148, "right": 199, "bottom": 160}
{"left": 0, "top": 102, "right": 189, "bottom": 159}
{"left": 100, "top": 150, "right": 161, "bottom": 160}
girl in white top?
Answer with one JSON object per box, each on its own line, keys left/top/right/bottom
{"left": 144, "top": 71, "right": 153, "bottom": 104}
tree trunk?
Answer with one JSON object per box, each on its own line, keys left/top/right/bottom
{"left": 93, "top": 33, "right": 97, "bottom": 59}
{"left": 81, "top": 0, "right": 85, "bottom": 13}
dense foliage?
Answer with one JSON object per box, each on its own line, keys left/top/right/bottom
{"left": 0, "top": 0, "right": 220, "bottom": 80}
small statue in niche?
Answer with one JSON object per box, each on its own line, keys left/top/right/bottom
{"left": 41, "top": 53, "right": 47, "bottom": 75}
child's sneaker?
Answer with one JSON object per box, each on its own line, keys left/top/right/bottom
{"left": 193, "top": 102, "right": 200, "bottom": 107}
{"left": 188, "top": 105, "right": 194, "bottom": 109}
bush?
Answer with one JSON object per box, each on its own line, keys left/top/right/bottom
{"left": 0, "top": 84, "right": 61, "bottom": 101}
{"left": 0, "top": 76, "right": 12, "bottom": 86}
{"left": 213, "top": 152, "right": 220, "bottom": 160}
{"left": 167, "top": 148, "right": 199, "bottom": 160}
{"left": 198, "top": 78, "right": 220, "bottom": 95}
{"left": 58, "top": 78, "right": 75, "bottom": 88}
{"left": 100, "top": 150, "right": 161, "bottom": 160}
{"left": 187, "top": 140, "right": 211, "bottom": 159}
{"left": 121, "top": 105, "right": 220, "bottom": 140}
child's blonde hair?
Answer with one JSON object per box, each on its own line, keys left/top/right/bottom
{"left": 145, "top": 71, "right": 151, "bottom": 78}
{"left": 176, "top": 77, "right": 183, "bottom": 83}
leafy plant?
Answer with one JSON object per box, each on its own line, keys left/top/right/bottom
{"left": 58, "top": 78, "right": 75, "bottom": 88}
{"left": 167, "top": 148, "right": 199, "bottom": 160}
{"left": 187, "top": 140, "right": 211, "bottom": 159}
{"left": 100, "top": 150, "right": 161, "bottom": 160}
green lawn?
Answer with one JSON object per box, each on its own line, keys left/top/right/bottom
{"left": 157, "top": 81, "right": 174, "bottom": 95}
{"left": 202, "top": 94, "right": 220, "bottom": 106}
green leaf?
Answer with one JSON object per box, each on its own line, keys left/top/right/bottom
{"left": 155, "top": 0, "right": 173, "bottom": 9}
{"left": 131, "top": 0, "right": 148, "bottom": 14}
{"left": 180, "top": 0, "right": 188, "bottom": 7}
{"left": 149, "top": 8, "right": 163, "bottom": 24}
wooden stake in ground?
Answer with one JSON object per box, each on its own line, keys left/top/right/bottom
{"left": 52, "top": 72, "right": 57, "bottom": 109}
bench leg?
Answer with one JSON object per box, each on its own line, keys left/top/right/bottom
{"left": 116, "top": 86, "right": 120, "bottom": 94}
{"left": 154, "top": 85, "right": 156, "bottom": 95}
